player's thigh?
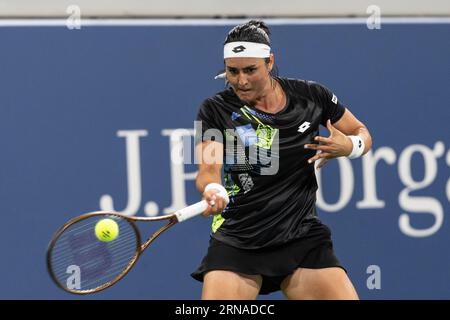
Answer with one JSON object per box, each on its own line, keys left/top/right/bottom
{"left": 281, "top": 267, "right": 359, "bottom": 300}
{"left": 202, "top": 270, "right": 262, "bottom": 300}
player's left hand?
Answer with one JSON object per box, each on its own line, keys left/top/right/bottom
{"left": 304, "top": 119, "right": 353, "bottom": 169}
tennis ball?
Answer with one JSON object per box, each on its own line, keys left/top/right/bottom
{"left": 95, "top": 218, "right": 119, "bottom": 242}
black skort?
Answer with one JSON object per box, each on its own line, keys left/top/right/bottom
{"left": 191, "top": 222, "right": 346, "bottom": 295}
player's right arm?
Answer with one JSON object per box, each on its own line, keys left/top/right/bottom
{"left": 195, "top": 140, "right": 226, "bottom": 217}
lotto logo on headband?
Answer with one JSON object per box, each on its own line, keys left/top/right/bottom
{"left": 232, "top": 45, "right": 246, "bottom": 53}
{"left": 224, "top": 41, "right": 271, "bottom": 59}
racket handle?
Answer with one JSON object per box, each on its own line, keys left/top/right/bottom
{"left": 175, "top": 200, "right": 208, "bottom": 222}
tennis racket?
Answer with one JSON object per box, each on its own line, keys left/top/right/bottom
{"left": 46, "top": 198, "right": 224, "bottom": 295}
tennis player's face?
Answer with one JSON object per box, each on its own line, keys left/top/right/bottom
{"left": 225, "top": 57, "right": 273, "bottom": 102}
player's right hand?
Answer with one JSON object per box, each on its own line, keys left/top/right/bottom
{"left": 202, "top": 189, "right": 227, "bottom": 217}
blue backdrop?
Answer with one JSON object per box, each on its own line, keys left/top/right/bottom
{"left": 0, "top": 21, "right": 449, "bottom": 299}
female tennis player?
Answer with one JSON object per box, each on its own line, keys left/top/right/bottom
{"left": 192, "top": 20, "right": 372, "bottom": 300}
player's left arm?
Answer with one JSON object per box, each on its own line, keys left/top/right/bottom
{"left": 305, "top": 108, "right": 372, "bottom": 168}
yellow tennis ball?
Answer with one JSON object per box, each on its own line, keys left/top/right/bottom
{"left": 95, "top": 218, "right": 119, "bottom": 242}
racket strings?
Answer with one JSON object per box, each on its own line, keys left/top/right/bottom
{"left": 51, "top": 228, "right": 136, "bottom": 262}
{"left": 49, "top": 215, "right": 139, "bottom": 292}
{"left": 51, "top": 232, "right": 137, "bottom": 270}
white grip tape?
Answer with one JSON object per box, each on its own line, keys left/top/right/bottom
{"left": 175, "top": 184, "right": 230, "bottom": 223}
{"left": 347, "top": 135, "right": 365, "bottom": 159}
{"left": 175, "top": 200, "right": 208, "bottom": 223}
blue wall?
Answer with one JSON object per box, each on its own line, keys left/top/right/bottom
{"left": 0, "top": 22, "right": 449, "bottom": 299}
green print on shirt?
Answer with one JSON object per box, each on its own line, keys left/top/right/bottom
{"left": 211, "top": 174, "right": 240, "bottom": 233}
{"left": 240, "top": 105, "right": 278, "bottom": 149}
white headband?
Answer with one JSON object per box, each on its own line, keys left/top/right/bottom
{"left": 224, "top": 41, "right": 271, "bottom": 59}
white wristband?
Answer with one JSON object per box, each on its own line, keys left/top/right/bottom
{"left": 347, "top": 135, "right": 365, "bottom": 159}
{"left": 204, "top": 183, "right": 230, "bottom": 205}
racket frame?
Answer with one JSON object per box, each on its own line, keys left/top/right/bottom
{"left": 46, "top": 211, "right": 178, "bottom": 295}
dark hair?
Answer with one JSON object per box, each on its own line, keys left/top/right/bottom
{"left": 220, "top": 20, "right": 278, "bottom": 79}
{"left": 224, "top": 20, "right": 271, "bottom": 46}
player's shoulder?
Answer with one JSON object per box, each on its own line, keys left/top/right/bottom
{"left": 280, "top": 77, "right": 338, "bottom": 104}
{"left": 305, "top": 80, "right": 335, "bottom": 95}
{"left": 279, "top": 77, "right": 328, "bottom": 93}
{"left": 278, "top": 77, "right": 319, "bottom": 100}
{"left": 200, "top": 88, "right": 235, "bottom": 110}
